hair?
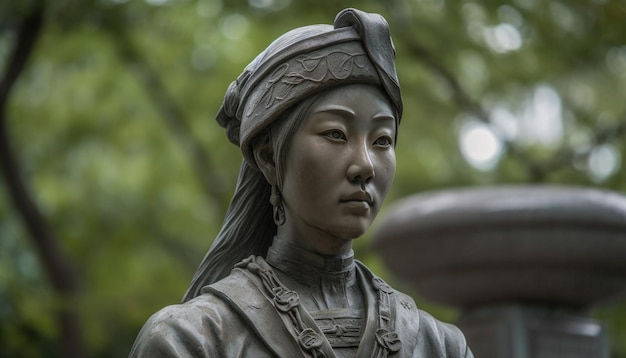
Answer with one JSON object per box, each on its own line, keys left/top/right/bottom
{"left": 182, "top": 93, "right": 322, "bottom": 302}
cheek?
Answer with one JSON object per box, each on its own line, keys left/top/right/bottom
{"left": 298, "top": 154, "right": 334, "bottom": 191}
{"left": 375, "top": 153, "right": 396, "bottom": 194}
{"left": 388, "top": 155, "right": 396, "bottom": 181}
{"left": 284, "top": 147, "right": 331, "bottom": 200}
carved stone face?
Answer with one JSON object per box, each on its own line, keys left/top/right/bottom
{"left": 277, "top": 84, "right": 397, "bottom": 255}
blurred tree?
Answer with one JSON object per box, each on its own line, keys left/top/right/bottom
{"left": 0, "top": 1, "right": 84, "bottom": 357}
{"left": 0, "top": 0, "right": 625, "bottom": 356}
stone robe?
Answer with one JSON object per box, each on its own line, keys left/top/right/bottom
{"left": 130, "top": 252, "right": 473, "bottom": 358}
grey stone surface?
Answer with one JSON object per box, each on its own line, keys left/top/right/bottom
{"left": 372, "top": 185, "right": 626, "bottom": 308}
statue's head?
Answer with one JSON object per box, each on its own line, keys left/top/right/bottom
{"left": 214, "top": 8, "right": 403, "bottom": 251}
{"left": 184, "top": 9, "right": 403, "bottom": 297}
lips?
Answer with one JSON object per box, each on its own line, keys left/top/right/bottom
{"left": 341, "top": 191, "right": 373, "bottom": 206}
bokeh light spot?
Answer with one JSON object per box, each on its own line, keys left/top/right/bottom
{"left": 588, "top": 144, "right": 621, "bottom": 182}
{"left": 460, "top": 120, "right": 504, "bottom": 171}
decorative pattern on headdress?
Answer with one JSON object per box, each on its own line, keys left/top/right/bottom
{"left": 241, "top": 40, "right": 380, "bottom": 136}
{"left": 249, "top": 49, "right": 371, "bottom": 116}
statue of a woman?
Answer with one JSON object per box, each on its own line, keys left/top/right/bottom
{"left": 130, "top": 8, "right": 473, "bottom": 357}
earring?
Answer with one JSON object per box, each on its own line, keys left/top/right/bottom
{"left": 270, "top": 185, "right": 286, "bottom": 226}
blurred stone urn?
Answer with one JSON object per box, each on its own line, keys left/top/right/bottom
{"left": 372, "top": 185, "right": 626, "bottom": 358}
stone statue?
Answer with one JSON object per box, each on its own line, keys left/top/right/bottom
{"left": 130, "top": 8, "right": 473, "bottom": 357}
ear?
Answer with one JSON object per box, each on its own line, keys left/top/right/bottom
{"left": 253, "top": 134, "right": 278, "bottom": 186}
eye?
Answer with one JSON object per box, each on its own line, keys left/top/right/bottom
{"left": 323, "top": 129, "right": 347, "bottom": 142}
{"left": 374, "top": 135, "right": 393, "bottom": 147}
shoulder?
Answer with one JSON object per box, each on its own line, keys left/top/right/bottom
{"left": 143, "top": 293, "right": 235, "bottom": 331}
{"left": 394, "top": 294, "right": 473, "bottom": 357}
{"left": 416, "top": 309, "right": 474, "bottom": 358}
{"left": 129, "top": 289, "right": 245, "bottom": 357}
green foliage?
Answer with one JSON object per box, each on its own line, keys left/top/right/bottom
{"left": 1, "top": 0, "right": 625, "bottom": 356}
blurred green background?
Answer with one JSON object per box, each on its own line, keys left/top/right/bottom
{"left": 1, "top": 0, "right": 625, "bottom": 356}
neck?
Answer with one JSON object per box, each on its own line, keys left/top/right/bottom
{"left": 268, "top": 236, "right": 355, "bottom": 271}
{"left": 275, "top": 226, "right": 354, "bottom": 257}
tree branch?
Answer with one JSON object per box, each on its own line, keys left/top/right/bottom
{"left": 0, "top": 4, "right": 84, "bottom": 357}
{"left": 107, "top": 24, "right": 228, "bottom": 207}
{"left": 386, "top": 0, "right": 549, "bottom": 181}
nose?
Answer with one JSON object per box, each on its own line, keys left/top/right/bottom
{"left": 347, "top": 143, "right": 375, "bottom": 186}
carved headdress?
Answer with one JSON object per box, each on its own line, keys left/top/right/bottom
{"left": 216, "top": 7, "right": 403, "bottom": 167}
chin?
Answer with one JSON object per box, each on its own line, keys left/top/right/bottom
{"left": 339, "top": 230, "right": 365, "bottom": 240}
{"left": 332, "top": 220, "right": 371, "bottom": 240}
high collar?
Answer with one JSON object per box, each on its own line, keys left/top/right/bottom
{"left": 266, "top": 236, "right": 356, "bottom": 287}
